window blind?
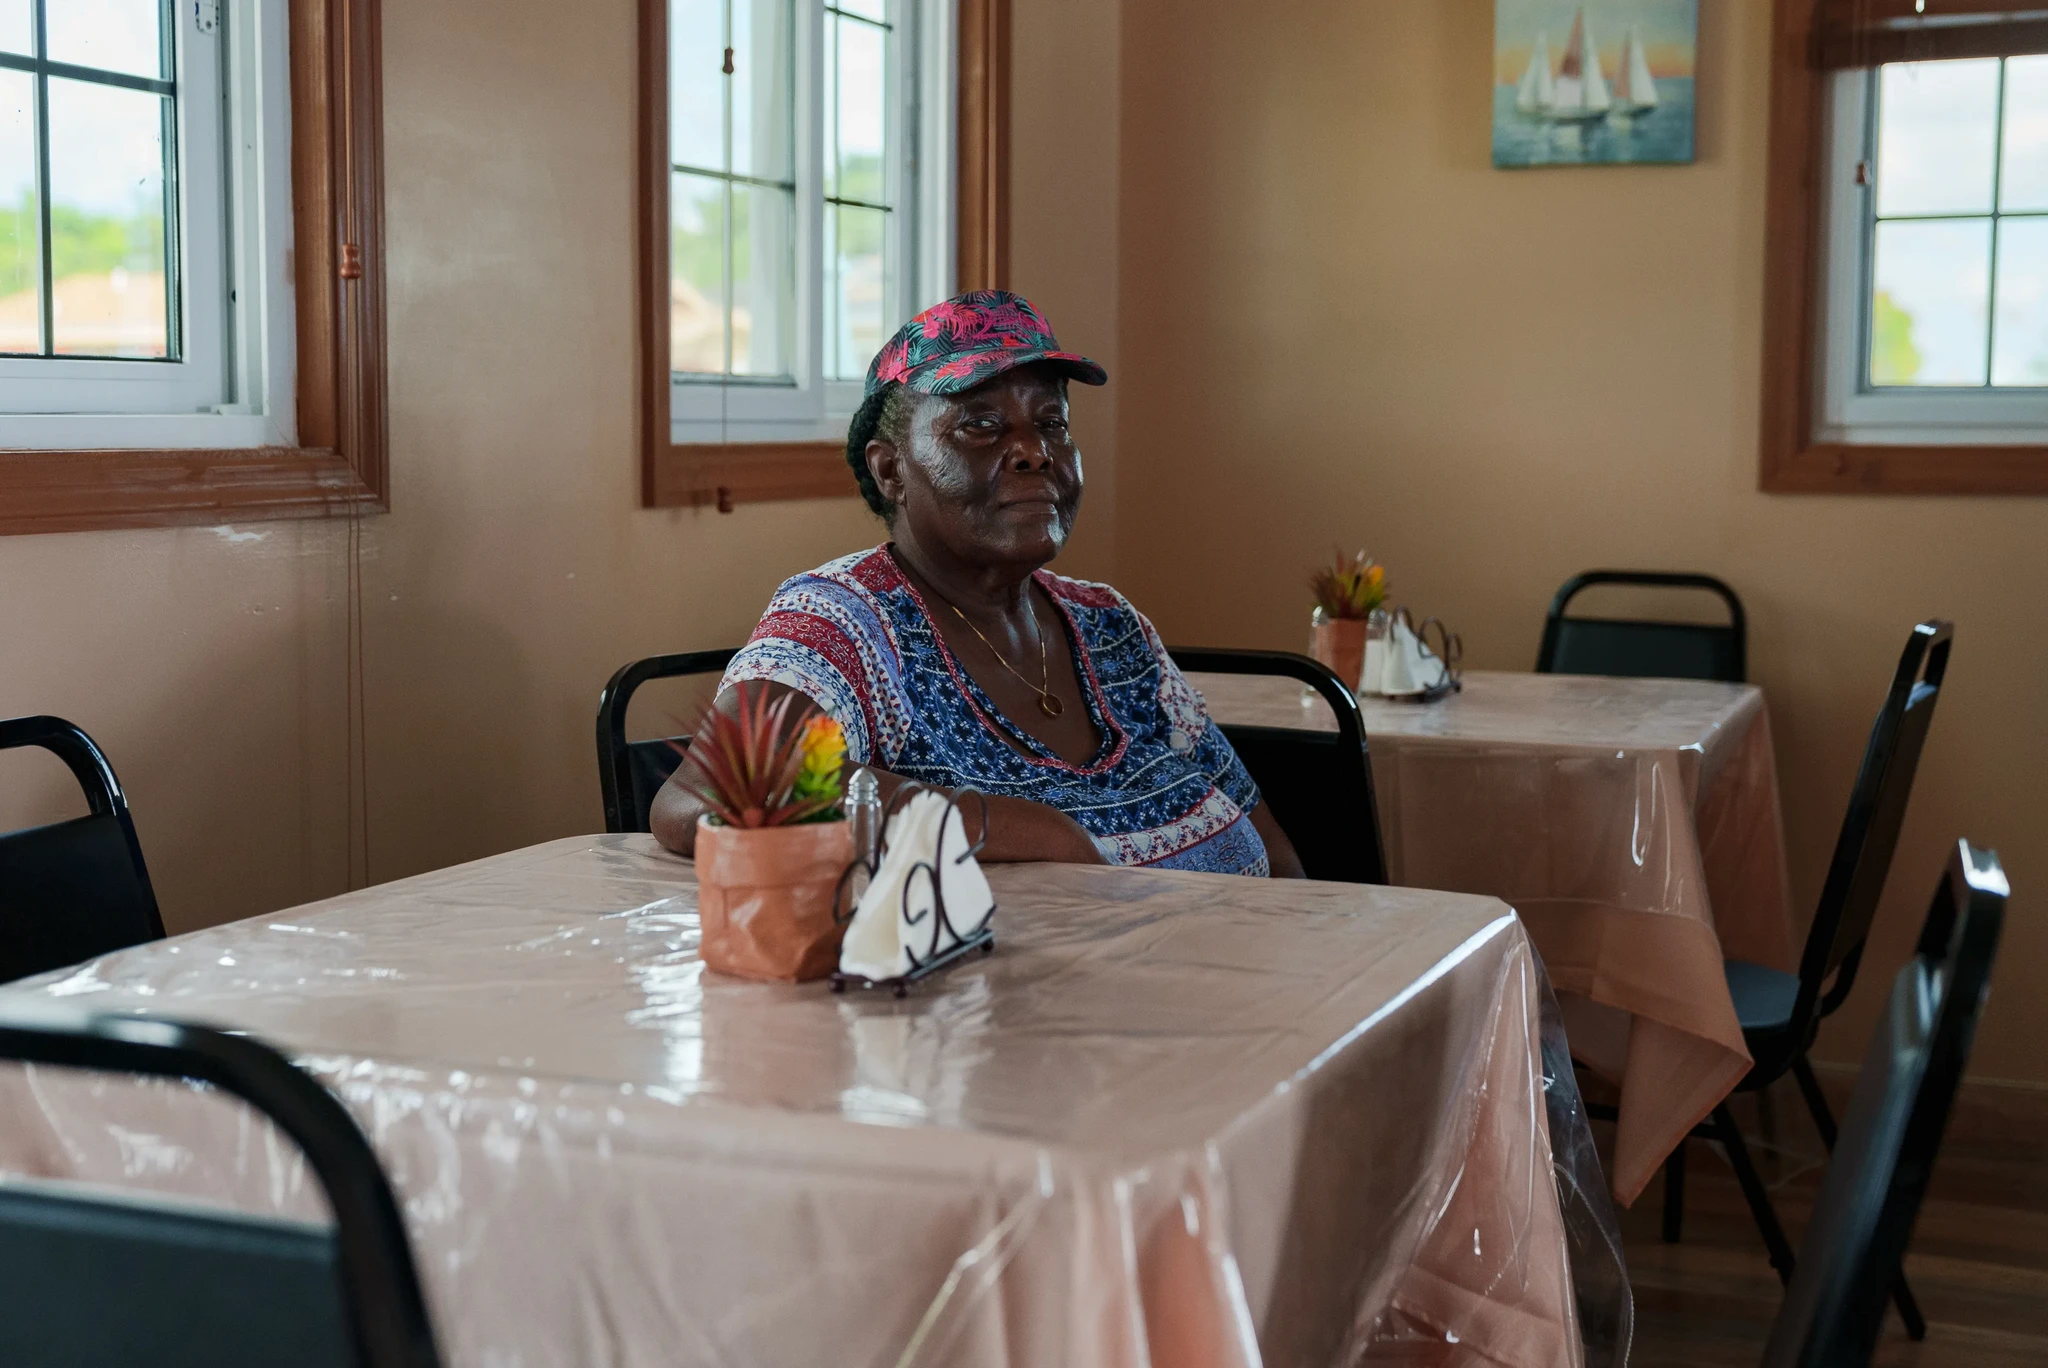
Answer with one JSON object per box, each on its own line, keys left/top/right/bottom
{"left": 1817, "top": 0, "right": 2048, "bottom": 66}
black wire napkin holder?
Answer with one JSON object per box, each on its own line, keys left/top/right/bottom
{"left": 1378, "top": 610, "right": 1464, "bottom": 705}
{"left": 830, "top": 783, "right": 997, "bottom": 998}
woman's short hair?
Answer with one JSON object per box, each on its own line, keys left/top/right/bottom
{"left": 844, "top": 382, "right": 917, "bottom": 520}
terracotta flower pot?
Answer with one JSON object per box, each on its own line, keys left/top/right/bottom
{"left": 1310, "top": 613, "right": 1368, "bottom": 694}
{"left": 695, "top": 817, "right": 854, "bottom": 982}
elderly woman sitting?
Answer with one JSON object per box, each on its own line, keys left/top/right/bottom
{"left": 651, "top": 291, "right": 1302, "bottom": 878}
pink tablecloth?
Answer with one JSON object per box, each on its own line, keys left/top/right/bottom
{"left": 0, "top": 835, "right": 1579, "bottom": 1368}
{"left": 1195, "top": 670, "right": 1799, "bottom": 1206}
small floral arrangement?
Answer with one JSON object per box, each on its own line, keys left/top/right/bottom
{"left": 1309, "top": 550, "right": 1388, "bottom": 620}
{"left": 675, "top": 684, "right": 847, "bottom": 828}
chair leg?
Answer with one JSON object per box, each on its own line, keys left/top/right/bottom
{"left": 1790, "top": 1056, "right": 1928, "bottom": 1342}
{"left": 1791, "top": 1055, "right": 1838, "bottom": 1148}
{"left": 1662, "top": 1140, "right": 1687, "bottom": 1244}
{"left": 1709, "top": 1103, "right": 1799, "bottom": 1285}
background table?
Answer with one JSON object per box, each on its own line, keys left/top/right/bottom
{"left": 0, "top": 835, "right": 1579, "bottom": 1368}
{"left": 1194, "top": 670, "right": 1799, "bottom": 1206}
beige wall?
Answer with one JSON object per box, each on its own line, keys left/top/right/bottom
{"left": 1011, "top": 0, "right": 1123, "bottom": 584}
{"left": 1111, "top": 0, "right": 2048, "bottom": 1083}
{"left": 0, "top": 0, "right": 1121, "bottom": 932}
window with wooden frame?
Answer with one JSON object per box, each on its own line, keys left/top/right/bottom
{"left": 638, "top": 0, "right": 1009, "bottom": 510}
{"left": 0, "top": 0, "right": 385, "bottom": 536}
{"left": 1763, "top": 0, "right": 2048, "bottom": 493}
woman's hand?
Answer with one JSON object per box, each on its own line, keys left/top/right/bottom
{"left": 1250, "top": 801, "right": 1306, "bottom": 878}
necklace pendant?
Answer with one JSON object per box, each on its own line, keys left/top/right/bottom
{"left": 1039, "top": 693, "right": 1064, "bottom": 718}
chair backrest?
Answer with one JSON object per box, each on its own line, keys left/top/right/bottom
{"left": 1762, "top": 841, "right": 2007, "bottom": 1368}
{"left": 0, "top": 1007, "right": 442, "bottom": 1368}
{"left": 0, "top": 716, "right": 164, "bottom": 984}
{"left": 596, "top": 649, "right": 739, "bottom": 834}
{"left": 1535, "top": 570, "right": 1747, "bottom": 683}
{"left": 1784, "top": 621, "right": 1954, "bottom": 1046}
{"left": 1168, "top": 648, "right": 1387, "bottom": 884}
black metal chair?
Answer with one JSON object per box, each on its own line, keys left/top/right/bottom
{"left": 596, "top": 649, "right": 739, "bottom": 834}
{"left": 1168, "top": 648, "right": 1387, "bottom": 884}
{"left": 1660, "top": 620, "right": 1953, "bottom": 1341}
{"left": 1535, "top": 570, "right": 1747, "bottom": 682}
{"left": 0, "top": 716, "right": 165, "bottom": 984}
{"left": 1761, "top": 840, "right": 2008, "bottom": 1368}
{"left": 0, "top": 1007, "right": 442, "bottom": 1367}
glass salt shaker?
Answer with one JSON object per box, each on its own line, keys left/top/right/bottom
{"left": 845, "top": 767, "right": 882, "bottom": 872}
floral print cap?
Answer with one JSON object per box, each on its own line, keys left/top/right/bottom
{"left": 864, "top": 290, "right": 1108, "bottom": 401}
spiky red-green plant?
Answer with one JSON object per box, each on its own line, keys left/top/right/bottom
{"left": 672, "top": 684, "right": 845, "bottom": 828}
{"left": 1309, "top": 550, "right": 1388, "bottom": 620}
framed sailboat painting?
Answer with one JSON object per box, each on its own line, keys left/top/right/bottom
{"left": 1493, "top": 0, "right": 1697, "bottom": 167}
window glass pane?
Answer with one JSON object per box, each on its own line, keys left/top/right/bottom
{"left": 1870, "top": 218, "right": 1990, "bottom": 386}
{"left": 1992, "top": 217, "right": 2048, "bottom": 386}
{"left": 828, "top": 204, "right": 885, "bottom": 380}
{"left": 0, "top": 0, "right": 32, "bottom": 56}
{"left": 669, "top": 0, "right": 724, "bottom": 174}
{"left": 731, "top": 182, "right": 793, "bottom": 376}
{"left": 671, "top": 171, "right": 726, "bottom": 375}
{"left": 822, "top": 11, "right": 837, "bottom": 198}
{"left": 0, "top": 69, "right": 37, "bottom": 353}
{"left": 2001, "top": 55, "right": 2048, "bottom": 214}
{"left": 1875, "top": 59, "right": 2000, "bottom": 217}
{"left": 833, "top": 14, "right": 887, "bottom": 207}
{"left": 48, "top": 76, "right": 168, "bottom": 358}
{"left": 833, "top": 0, "right": 887, "bottom": 21}
{"left": 47, "top": 0, "right": 163, "bottom": 81}
{"left": 731, "top": 0, "right": 791, "bottom": 183}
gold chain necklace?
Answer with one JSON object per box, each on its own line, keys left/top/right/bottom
{"left": 936, "top": 592, "right": 1065, "bottom": 719}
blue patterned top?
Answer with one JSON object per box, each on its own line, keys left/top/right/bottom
{"left": 722, "top": 547, "right": 1269, "bottom": 876}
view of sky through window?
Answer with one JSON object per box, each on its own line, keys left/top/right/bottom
{"left": 1870, "top": 55, "right": 2048, "bottom": 389}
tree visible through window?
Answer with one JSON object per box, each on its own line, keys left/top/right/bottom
{"left": 1865, "top": 55, "right": 2048, "bottom": 389}
{"left": 0, "top": 0, "right": 179, "bottom": 360}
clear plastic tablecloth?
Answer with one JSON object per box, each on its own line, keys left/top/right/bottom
{"left": 1194, "top": 669, "right": 1799, "bottom": 1207}
{"left": 0, "top": 836, "right": 1587, "bottom": 1367}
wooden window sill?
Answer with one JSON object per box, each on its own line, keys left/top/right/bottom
{"left": 646, "top": 441, "right": 855, "bottom": 512}
{"left": 0, "top": 446, "right": 382, "bottom": 537}
{"left": 1762, "top": 442, "right": 2048, "bottom": 496}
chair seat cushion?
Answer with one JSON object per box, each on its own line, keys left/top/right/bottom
{"left": 1725, "top": 958, "right": 1799, "bottom": 1032}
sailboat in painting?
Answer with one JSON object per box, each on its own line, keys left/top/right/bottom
{"left": 1545, "top": 7, "right": 1610, "bottom": 121}
{"left": 1516, "top": 32, "right": 1554, "bottom": 114}
{"left": 1612, "top": 25, "right": 1660, "bottom": 115}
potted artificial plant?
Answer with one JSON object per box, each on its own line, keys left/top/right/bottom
{"left": 1308, "top": 551, "right": 1388, "bottom": 693}
{"left": 676, "top": 685, "right": 852, "bottom": 982}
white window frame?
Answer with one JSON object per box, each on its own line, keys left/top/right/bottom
{"left": 669, "top": 0, "right": 955, "bottom": 446}
{"left": 0, "top": 0, "right": 295, "bottom": 452}
{"left": 1817, "top": 63, "right": 2048, "bottom": 447}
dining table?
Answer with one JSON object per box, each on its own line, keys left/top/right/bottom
{"left": 0, "top": 833, "right": 1588, "bottom": 1368}
{"left": 1192, "top": 669, "right": 1800, "bottom": 1207}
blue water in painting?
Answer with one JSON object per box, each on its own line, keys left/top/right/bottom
{"left": 1492, "top": 78, "right": 1695, "bottom": 167}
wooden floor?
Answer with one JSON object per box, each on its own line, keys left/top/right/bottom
{"left": 1615, "top": 1088, "right": 2048, "bottom": 1366}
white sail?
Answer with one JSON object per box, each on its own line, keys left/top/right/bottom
{"left": 1516, "top": 33, "right": 1554, "bottom": 115}
{"left": 1549, "top": 8, "right": 1610, "bottom": 119}
{"left": 1614, "top": 25, "right": 1659, "bottom": 112}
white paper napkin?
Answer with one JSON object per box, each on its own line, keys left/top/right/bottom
{"left": 1362, "top": 614, "right": 1449, "bottom": 697}
{"left": 839, "top": 789, "right": 995, "bottom": 982}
